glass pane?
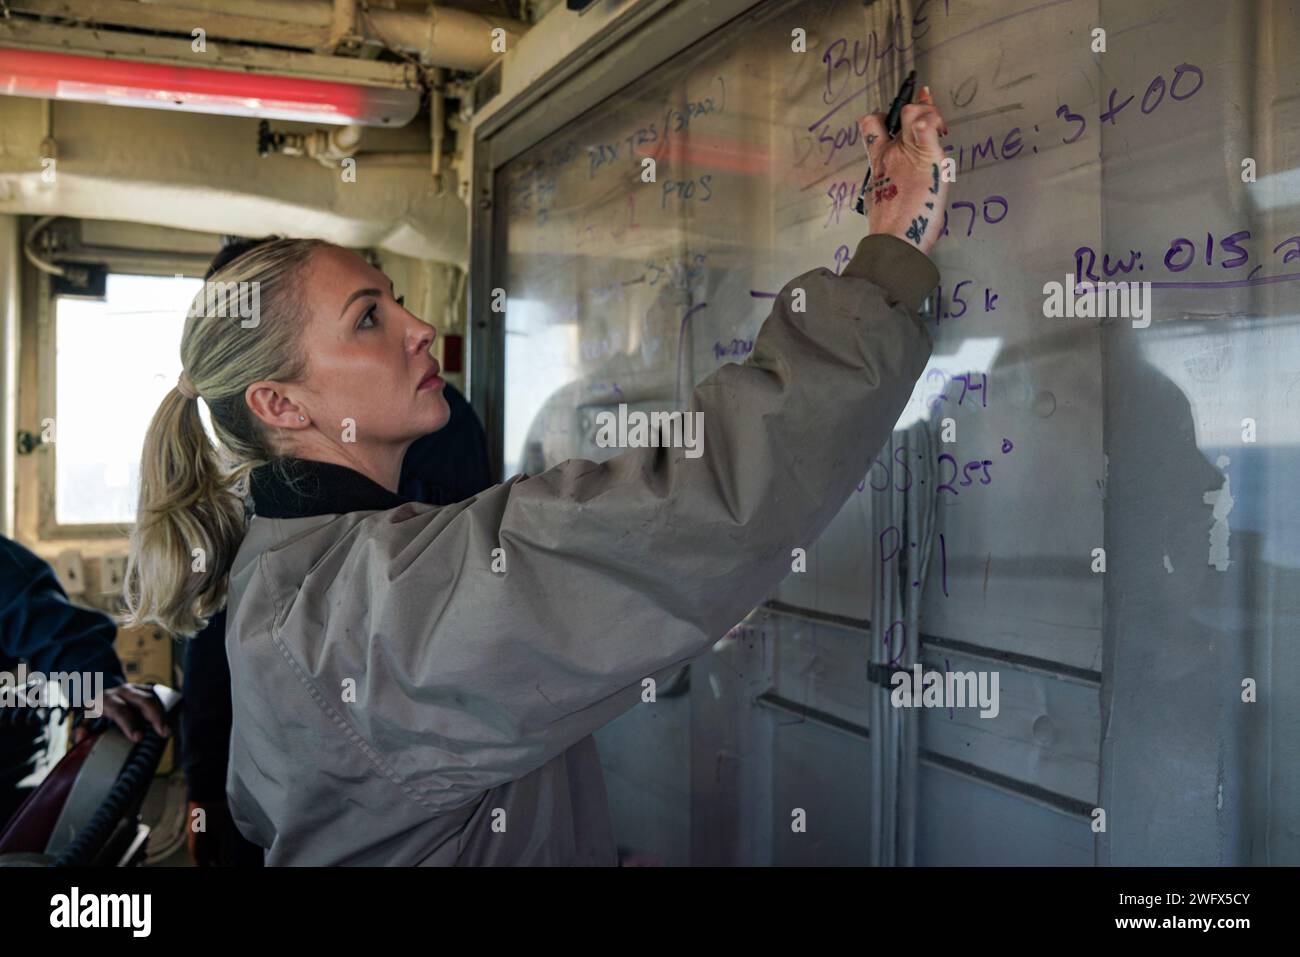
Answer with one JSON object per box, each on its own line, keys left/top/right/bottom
{"left": 55, "top": 273, "right": 203, "bottom": 525}
{"left": 492, "top": 0, "right": 1298, "bottom": 864}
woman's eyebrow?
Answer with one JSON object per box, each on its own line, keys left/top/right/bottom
{"left": 338, "top": 287, "right": 384, "bottom": 320}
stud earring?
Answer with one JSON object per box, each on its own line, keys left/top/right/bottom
{"left": 298, "top": 415, "right": 305, "bottom": 422}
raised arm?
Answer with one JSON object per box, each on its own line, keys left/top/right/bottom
{"left": 256, "top": 233, "right": 939, "bottom": 812}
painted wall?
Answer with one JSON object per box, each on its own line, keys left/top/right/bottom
{"left": 0, "top": 96, "right": 468, "bottom": 265}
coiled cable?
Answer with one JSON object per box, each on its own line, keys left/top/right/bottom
{"left": 52, "top": 725, "right": 168, "bottom": 867}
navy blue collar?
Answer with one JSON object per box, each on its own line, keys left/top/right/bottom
{"left": 250, "top": 457, "right": 409, "bottom": 518}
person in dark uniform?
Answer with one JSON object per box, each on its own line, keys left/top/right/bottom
{"left": 0, "top": 535, "right": 169, "bottom": 827}
{"left": 182, "top": 237, "right": 493, "bottom": 865}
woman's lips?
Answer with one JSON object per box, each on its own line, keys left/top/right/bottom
{"left": 418, "top": 367, "right": 444, "bottom": 391}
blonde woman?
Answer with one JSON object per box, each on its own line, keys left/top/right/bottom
{"left": 122, "top": 101, "right": 948, "bottom": 865}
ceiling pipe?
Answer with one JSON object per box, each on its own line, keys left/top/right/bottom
{"left": 52, "top": 245, "right": 217, "bottom": 271}
{"left": 4, "top": 0, "right": 343, "bottom": 50}
{"left": 260, "top": 120, "right": 434, "bottom": 170}
{"left": 261, "top": 122, "right": 359, "bottom": 166}
{"left": 4, "top": 0, "right": 527, "bottom": 73}
{"left": 317, "top": 0, "right": 358, "bottom": 55}
{"left": 362, "top": 4, "right": 522, "bottom": 72}
{"left": 23, "top": 216, "right": 82, "bottom": 281}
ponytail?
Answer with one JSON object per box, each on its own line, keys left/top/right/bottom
{"left": 121, "top": 387, "right": 250, "bottom": 636}
{"left": 121, "top": 237, "right": 329, "bottom": 636}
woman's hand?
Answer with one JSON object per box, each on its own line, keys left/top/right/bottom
{"left": 858, "top": 85, "right": 951, "bottom": 256}
{"left": 74, "top": 682, "right": 170, "bottom": 745}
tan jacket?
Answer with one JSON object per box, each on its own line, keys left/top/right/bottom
{"left": 224, "top": 234, "right": 938, "bottom": 865}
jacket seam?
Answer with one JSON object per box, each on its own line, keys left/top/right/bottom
{"left": 256, "top": 552, "right": 448, "bottom": 817}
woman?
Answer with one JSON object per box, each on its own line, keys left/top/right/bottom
{"left": 121, "top": 101, "right": 949, "bottom": 865}
{"left": 177, "top": 240, "right": 497, "bottom": 867}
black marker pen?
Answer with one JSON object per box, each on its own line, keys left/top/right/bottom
{"left": 854, "top": 69, "right": 919, "bottom": 216}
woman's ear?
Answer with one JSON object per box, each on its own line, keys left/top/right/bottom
{"left": 245, "top": 381, "right": 308, "bottom": 430}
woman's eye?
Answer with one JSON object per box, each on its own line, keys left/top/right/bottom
{"left": 358, "top": 296, "right": 401, "bottom": 329}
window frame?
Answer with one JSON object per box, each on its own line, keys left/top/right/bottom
{"left": 35, "top": 257, "right": 206, "bottom": 541}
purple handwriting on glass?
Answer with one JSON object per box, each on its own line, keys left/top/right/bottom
{"left": 880, "top": 525, "right": 927, "bottom": 593}
{"left": 713, "top": 338, "right": 754, "bottom": 360}
{"left": 936, "top": 439, "right": 1012, "bottom": 497}
{"left": 1055, "top": 62, "right": 1205, "bottom": 147}
{"left": 939, "top": 196, "right": 1008, "bottom": 239}
{"left": 825, "top": 179, "right": 856, "bottom": 228}
{"left": 661, "top": 174, "right": 713, "bottom": 209}
{"left": 857, "top": 445, "right": 920, "bottom": 493}
{"left": 573, "top": 209, "right": 639, "bottom": 250}
{"left": 819, "top": 2, "right": 945, "bottom": 106}
{"left": 934, "top": 280, "right": 1000, "bottom": 319}
{"left": 939, "top": 62, "right": 1203, "bottom": 177}
{"left": 874, "top": 530, "right": 949, "bottom": 602}
{"left": 857, "top": 440, "right": 1012, "bottom": 496}
{"left": 883, "top": 619, "right": 907, "bottom": 668}
{"left": 923, "top": 370, "right": 989, "bottom": 413}
{"left": 1049, "top": 62, "right": 1204, "bottom": 155}
{"left": 587, "top": 77, "right": 726, "bottom": 179}
{"left": 1075, "top": 232, "right": 1300, "bottom": 284}
{"left": 661, "top": 77, "right": 726, "bottom": 146}
{"left": 805, "top": 2, "right": 950, "bottom": 168}
{"left": 505, "top": 142, "right": 577, "bottom": 225}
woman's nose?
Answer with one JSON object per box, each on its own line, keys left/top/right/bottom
{"left": 407, "top": 314, "right": 437, "bottom": 354}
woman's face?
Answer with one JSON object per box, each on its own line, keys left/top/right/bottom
{"left": 277, "top": 245, "right": 450, "bottom": 451}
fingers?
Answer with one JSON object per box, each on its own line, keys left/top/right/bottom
{"left": 911, "top": 115, "right": 944, "bottom": 157}
{"left": 105, "top": 684, "right": 170, "bottom": 740}
{"left": 863, "top": 81, "right": 948, "bottom": 169}
{"left": 103, "top": 698, "right": 145, "bottom": 742}
{"left": 899, "top": 103, "right": 947, "bottom": 134}
{"left": 914, "top": 85, "right": 949, "bottom": 134}
{"left": 900, "top": 108, "right": 947, "bottom": 157}
{"left": 122, "top": 684, "right": 170, "bottom": 737}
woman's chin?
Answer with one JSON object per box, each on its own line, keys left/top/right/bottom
{"left": 423, "top": 392, "right": 452, "bottom": 432}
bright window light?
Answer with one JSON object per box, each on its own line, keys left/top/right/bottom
{"left": 54, "top": 273, "right": 203, "bottom": 525}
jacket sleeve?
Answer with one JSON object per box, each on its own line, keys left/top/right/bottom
{"left": 262, "top": 234, "right": 937, "bottom": 811}
{"left": 0, "top": 536, "right": 125, "bottom": 688}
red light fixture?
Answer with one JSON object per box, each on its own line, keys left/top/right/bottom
{"left": 0, "top": 47, "right": 419, "bottom": 126}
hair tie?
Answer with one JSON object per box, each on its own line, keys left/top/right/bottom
{"left": 176, "top": 371, "right": 199, "bottom": 400}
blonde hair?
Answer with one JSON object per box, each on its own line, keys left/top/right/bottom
{"left": 121, "top": 238, "right": 332, "bottom": 637}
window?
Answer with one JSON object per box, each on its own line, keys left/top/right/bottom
{"left": 54, "top": 273, "right": 203, "bottom": 526}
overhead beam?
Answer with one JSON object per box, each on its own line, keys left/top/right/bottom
{"left": 0, "top": 16, "right": 420, "bottom": 89}
{"left": 3, "top": 0, "right": 524, "bottom": 72}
